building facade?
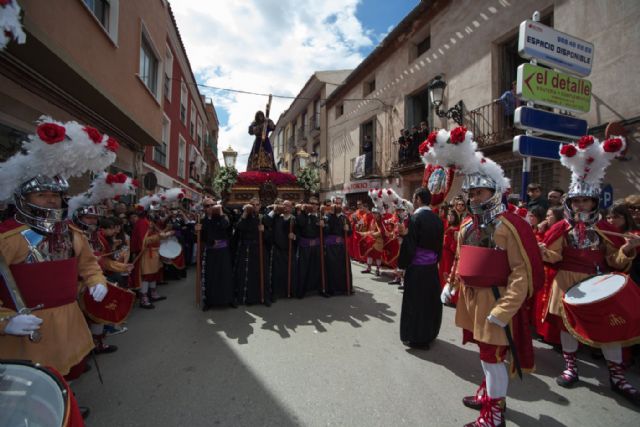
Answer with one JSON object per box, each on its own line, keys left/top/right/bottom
{"left": 273, "top": 70, "right": 352, "bottom": 193}
{"left": 324, "top": 0, "right": 640, "bottom": 206}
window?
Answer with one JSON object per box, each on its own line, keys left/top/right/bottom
{"left": 180, "top": 79, "right": 187, "bottom": 124}
{"left": 196, "top": 117, "right": 203, "bottom": 148}
{"left": 154, "top": 115, "right": 170, "bottom": 167}
{"left": 190, "top": 102, "right": 196, "bottom": 138}
{"left": 164, "top": 46, "right": 173, "bottom": 101}
{"left": 363, "top": 78, "right": 376, "bottom": 97}
{"left": 405, "top": 86, "right": 431, "bottom": 131}
{"left": 335, "top": 103, "right": 344, "bottom": 119}
{"left": 178, "top": 136, "right": 186, "bottom": 178}
{"left": 84, "top": 0, "right": 110, "bottom": 29}
{"left": 139, "top": 33, "right": 159, "bottom": 96}
{"left": 417, "top": 35, "right": 431, "bottom": 57}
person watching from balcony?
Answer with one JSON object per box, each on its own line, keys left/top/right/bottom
{"left": 363, "top": 135, "right": 373, "bottom": 175}
{"left": 495, "top": 81, "right": 518, "bottom": 127}
{"left": 409, "top": 125, "right": 421, "bottom": 162}
{"left": 398, "top": 129, "right": 410, "bottom": 165}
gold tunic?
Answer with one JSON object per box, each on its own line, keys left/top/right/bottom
{"left": 451, "top": 222, "right": 530, "bottom": 346}
{"left": 0, "top": 224, "right": 104, "bottom": 375}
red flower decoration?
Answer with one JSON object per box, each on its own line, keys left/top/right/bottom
{"left": 560, "top": 144, "right": 577, "bottom": 157}
{"left": 83, "top": 126, "right": 103, "bottom": 144}
{"left": 426, "top": 131, "right": 438, "bottom": 146}
{"left": 419, "top": 141, "right": 430, "bottom": 155}
{"left": 178, "top": 194, "right": 185, "bottom": 199}
{"left": 151, "top": 201, "right": 158, "bottom": 206}
{"left": 105, "top": 174, "right": 116, "bottom": 184}
{"left": 0, "top": 0, "right": 12, "bottom": 7}
{"left": 37, "top": 123, "right": 66, "bottom": 144}
{"left": 132, "top": 179, "right": 140, "bottom": 188}
{"left": 160, "top": 196, "right": 166, "bottom": 201}
{"left": 236, "top": 171, "right": 297, "bottom": 186}
{"left": 377, "top": 190, "right": 382, "bottom": 198}
{"left": 603, "top": 137, "right": 623, "bottom": 153}
{"left": 516, "top": 207, "right": 528, "bottom": 218}
{"left": 507, "top": 203, "right": 516, "bottom": 213}
{"left": 449, "top": 127, "right": 467, "bottom": 145}
{"left": 106, "top": 137, "right": 119, "bottom": 153}
{"left": 114, "top": 172, "right": 128, "bottom": 183}
{"left": 577, "top": 135, "right": 594, "bottom": 149}
{"left": 585, "top": 156, "right": 594, "bottom": 164}
{"left": 480, "top": 157, "right": 487, "bottom": 164}
{"left": 386, "top": 190, "right": 392, "bottom": 195}
{"left": 113, "top": 195, "right": 121, "bottom": 201}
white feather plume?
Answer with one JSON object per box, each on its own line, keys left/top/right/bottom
{"left": 0, "top": 116, "right": 118, "bottom": 201}
{"left": 560, "top": 135, "right": 626, "bottom": 188}
{"left": 0, "top": 0, "right": 26, "bottom": 50}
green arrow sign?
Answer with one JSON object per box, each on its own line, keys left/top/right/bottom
{"left": 516, "top": 63, "right": 592, "bottom": 113}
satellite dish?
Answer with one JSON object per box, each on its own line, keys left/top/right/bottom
{"left": 143, "top": 172, "right": 158, "bottom": 190}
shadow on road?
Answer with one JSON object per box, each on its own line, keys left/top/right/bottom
{"left": 205, "top": 286, "right": 396, "bottom": 344}
{"left": 406, "top": 339, "right": 570, "bottom": 407}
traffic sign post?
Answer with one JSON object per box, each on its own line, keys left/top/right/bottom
{"left": 518, "top": 19, "right": 594, "bottom": 77}
{"left": 517, "top": 64, "right": 592, "bottom": 113}
{"left": 513, "top": 135, "right": 562, "bottom": 161}
{"left": 514, "top": 107, "right": 587, "bottom": 139}
{"left": 600, "top": 184, "right": 613, "bottom": 209}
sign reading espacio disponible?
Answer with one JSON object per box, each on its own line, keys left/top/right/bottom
{"left": 518, "top": 20, "right": 594, "bottom": 77}
{"left": 516, "top": 63, "right": 592, "bottom": 113}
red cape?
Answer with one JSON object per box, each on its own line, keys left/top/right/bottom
{"left": 543, "top": 218, "right": 625, "bottom": 249}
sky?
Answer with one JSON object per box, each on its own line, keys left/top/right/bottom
{"left": 170, "top": 0, "right": 419, "bottom": 171}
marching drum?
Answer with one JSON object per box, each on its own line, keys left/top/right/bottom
{"left": 159, "top": 237, "right": 182, "bottom": 260}
{"left": 81, "top": 282, "right": 135, "bottom": 325}
{"left": 0, "top": 361, "right": 77, "bottom": 427}
{"left": 562, "top": 273, "right": 640, "bottom": 346}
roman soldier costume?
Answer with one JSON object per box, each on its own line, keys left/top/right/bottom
{"left": 430, "top": 127, "right": 544, "bottom": 427}
{"left": 540, "top": 135, "right": 640, "bottom": 405}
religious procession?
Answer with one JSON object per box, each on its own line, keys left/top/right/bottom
{"left": 2, "top": 1, "right": 640, "bottom": 427}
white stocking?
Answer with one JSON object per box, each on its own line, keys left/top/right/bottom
{"left": 560, "top": 330, "right": 579, "bottom": 353}
{"left": 90, "top": 323, "right": 104, "bottom": 336}
{"left": 602, "top": 344, "right": 623, "bottom": 364}
{"left": 367, "top": 257, "right": 372, "bottom": 266}
{"left": 481, "top": 361, "right": 508, "bottom": 398}
{"left": 141, "top": 281, "right": 150, "bottom": 294}
{"left": 376, "top": 259, "right": 382, "bottom": 267}
{"left": 149, "top": 281, "right": 157, "bottom": 290}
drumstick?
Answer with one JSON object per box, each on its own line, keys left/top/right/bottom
{"left": 596, "top": 229, "right": 637, "bottom": 240}
{"left": 195, "top": 215, "right": 202, "bottom": 308}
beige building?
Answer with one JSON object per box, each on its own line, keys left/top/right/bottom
{"left": 273, "top": 70, "right": 352, "bottom": 191}
{"left": 324, "top": 0, "right": 640, "bottom": 206}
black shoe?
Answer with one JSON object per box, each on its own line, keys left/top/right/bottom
{"left": 149, "top": 294, "right": 167, "bottom": 302}
{"left": 94, "top": 343, "right": 118, "bottom": 354}
{"left": 388, "top": 279, "right": 401, "bottom": 285}
{"left": 139, "top": 301, "right": 155, "bottom": 309}
{"left": 397, "top": 285, "right": 405, "bottom": 290}
{"left": 80, "top": 406, "right": 90, "bottom": 420}
{"left": 264, "top": 300, "right": 271, "bottom": 307}
{"left": 230, "top": 302, "right": 238, "bottom": 309}
{"left": 320, "top": 291, "right": 331, "bottom": 298}
{"left": 610, "top": 379, "right": 640, "bottom": 406}
{"left": 201, "top": 304, "right": 211, "bottom": 312}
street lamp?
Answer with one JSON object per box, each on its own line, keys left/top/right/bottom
{"left": 427, "top": 75, "right": 465, "bottom": 126}
{"left": 222, "top": 145, "right": 238, "bottom": 168}
{"left": 295, "top": 148, "right": 309, "bottom": 169}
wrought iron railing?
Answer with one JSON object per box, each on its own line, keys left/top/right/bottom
{"left": 468, "top": 101, "right": 517, "bottom": 148}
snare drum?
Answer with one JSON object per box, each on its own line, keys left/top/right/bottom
{"left": 159, "top": 237, "right": 182, "bottom": 260}
{"left": 0, "top": 360, "right": 82, "bottom": 427}
{"left": 562, "top": 273, "right": 640, "bottom": 346}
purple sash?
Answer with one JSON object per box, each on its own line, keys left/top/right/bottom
{"left": 299, "top": 237, "right": 320, "bottom": 248}
{"left": 412, "top": 248, "right": 438, "bottom": 266}
{"left": 324, "top": 235, "right": 344, "bottom": 246}
{"left": 209, "top": 239, "right": 228, "bottom": 249}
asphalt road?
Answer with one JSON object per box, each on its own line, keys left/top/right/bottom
{"left": 74, "top": 264, "right": 640, "bottom": 426}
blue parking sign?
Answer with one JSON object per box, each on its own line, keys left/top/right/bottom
{"left": 600, "top": 184, "right": 613, "bottom": 209}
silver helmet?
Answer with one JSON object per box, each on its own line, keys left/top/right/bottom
{"left": 72, "top": 204, "right": 107, "bottom": 233}
{"left": 462, "top": 172, "right": 505, "bottom": 220}
{"left": 13, "top": 174, "right": 69, "bottom": 234}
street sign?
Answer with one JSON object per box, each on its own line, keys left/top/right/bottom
{"left": 600, "top": 183, "right": 613, "bottom": 209}
{"left": 514, "top": 107, "right": 587, "bottom": 139}
{"left": 517, "top": 64, "right": 592, "bottom": 113}
{"left": 518, "top": 20, "right": 594, "bottom": 77}
{"left": 513, "top": 135, "right": 562, "bottom": 161}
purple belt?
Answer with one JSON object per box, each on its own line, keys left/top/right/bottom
{"left": 208, "top": 239, "right": 228, "bottom": 249}
{"left": 324, "top": 235, "right": 344, "bottom": 246}
{"left": 299, "top": 237, "right": 320, "bottom": 248}
{"left": 412, "top": 248, "right": 438, "bottom": 266}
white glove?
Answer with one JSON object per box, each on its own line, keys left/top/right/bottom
{"left": 440, "top": 284, "right": 453, "bottom": 305}
{"left": 487, "top": 314, "right": 507, "bottom": 328}
{"left": 4, "top": 314, "right": 43, "bottom": 336}
{"left": 89, "top": 283, "right": 108, "bottom": 302}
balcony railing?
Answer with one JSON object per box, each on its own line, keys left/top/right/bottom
{"left": 468, "top": 101, "right": 518, "bottom": 149}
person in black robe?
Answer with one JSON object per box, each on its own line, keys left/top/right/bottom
{"left": 269, "top": 200, "right": 297, "bottom": 300}
{"left": 398, "top": 187, "right": 444, "bottom": 348}
{"left": 324, "top": 202, "right": 353, "bottom": 296}
{"left": 233, "top": 199, "right": 271, "bottom": 306}
{"left": 295, "top": 197, "right": 324, "bottom": 298}
{"left": 199, "top": 199, "right": 235, "bottom": 310}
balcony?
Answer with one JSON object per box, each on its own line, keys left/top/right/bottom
{"left": 468, "top": 101, "right": 519, "bottom": 149}
{"left": 350, "top": 154, "right": 379, "bottom": 179}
